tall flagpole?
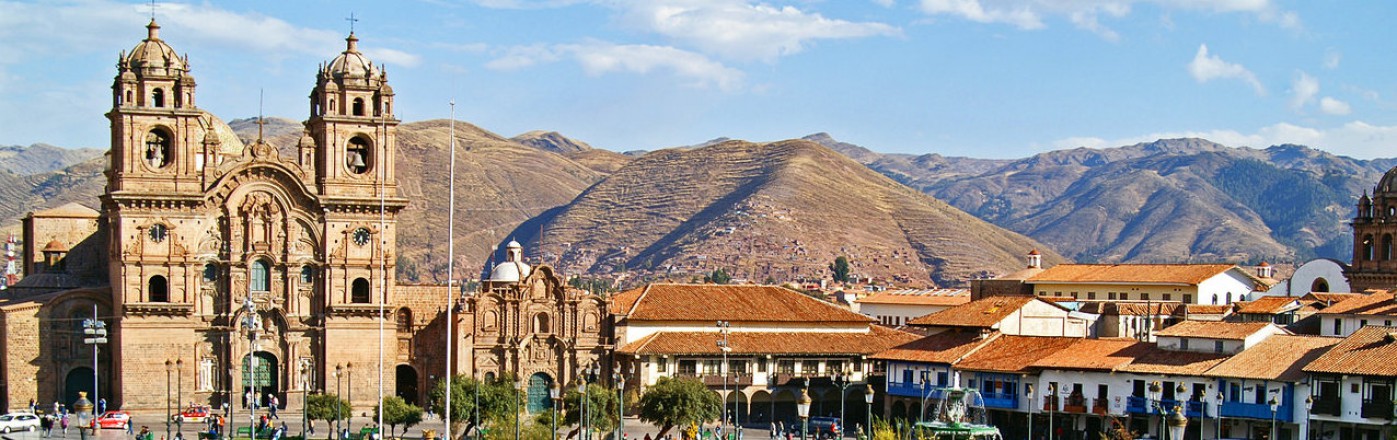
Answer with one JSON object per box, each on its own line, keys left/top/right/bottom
{"left": 445, "top": 101, "right": 456, "bottom": 440}
{"left": 378, "top": 99, "right": 388, "bottom": 436}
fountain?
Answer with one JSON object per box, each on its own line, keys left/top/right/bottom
{"left": 914, "top": 387, "right": 1003, "bottom": 440}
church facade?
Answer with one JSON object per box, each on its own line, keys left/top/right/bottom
{"left": 1347, "top": 167, "right": 1397, "bottom": 292}
{"left": 0, "top": 20, "right": 452, "bottom": 412}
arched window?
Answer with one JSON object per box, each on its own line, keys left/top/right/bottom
{"left": 152, "top": 88, "right": 165, "bottom": 107}
{"left": 346, "top": 137, "right": 371, "bottom": 174}
{"left": 533, "top": 313, "right": 550, "bottom": 334}
{"left": 351, "top": 278, "right": 370, "bottom": 303}
{"left": 251, "top": 260, "right": 270, "bottom": 292}
{"left": 203, "top": 263, "right": 218, "bottom": 282}
{"left": 125, "top": 90, "right": 133, "bottom": 105}
{"left": 1384, "top": 234, "right": 1393, "bottom": 260}
{"left": 149, "top": 275, "right": 169, "bottom": 302}
{"left": 145, "top": 129, "right": 171, "bottom": 168}
{"left": 482, "top": 311, "right": 498, "bottom": 331}
{"left": 396, "top": 308, "right": 412, "bottom": 332}
{"left": 1365, "top": 234, "right": 1376, "bottom": 261}
{"left": 1225, "top": 292, "right": 1233, "bottom": 304}
{"left": 1211, "top": 293, "right": 1218, "bottom": 305}
{"left": 352, "top": 98, "right": 365, "bottom": 116}
{"left": 300, "top": 266, "right": 314, "bottom": 284}
{"left": 1312, "top": 278, "right": 1331, "bottom": 293}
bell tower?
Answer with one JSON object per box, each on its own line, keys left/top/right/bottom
{"left": 106, "top": 19, "right": 203, "bottom": 194}
{"left": 306, "top": 33, "right": 398, "bottom": 197}
{"left": 1347, "top": 168, "right": 1397, "bottom": 291}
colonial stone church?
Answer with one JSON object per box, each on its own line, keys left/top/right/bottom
{"left": 1347, "top": 167, "right": 1397, "bottom": 291}
{"left": 0, "top": 19, "right": 613, "bottom": 414}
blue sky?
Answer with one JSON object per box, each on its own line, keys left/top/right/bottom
{"left": 1, "top": 0, "right": 1394, "bottom": 159}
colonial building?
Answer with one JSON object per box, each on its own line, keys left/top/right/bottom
{"left": 852, "top": 288, "right": 969, "bottom": 327}
{"left": 1348, "top": 167, "right": 1397, "bottom": 291}
{"left": 0, "top": 20, "right": 452, "bottom": 411}
{"left": 460, "top": 240, "right": 611, "bottom": 413}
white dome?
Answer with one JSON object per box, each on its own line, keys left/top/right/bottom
{"left": 489, "top": 261, "right": 531, "bottom": 283}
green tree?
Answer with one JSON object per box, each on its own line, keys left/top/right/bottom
{"left": 428, "top": 375, "right": 520, "bottom": 440}
{"left": 705, "top": 268, "right": 732, "bottom": 284}
{"left": 562, "top": 384, "right": 619, "bottom": 439}
{"left": 637, "top": 376, "right": 720, "bottom": 438}
{"left": 375, "top": 396, "right": 425, "bottom": 437}
{"left": 830, "top": 256, "right": 850, "bottom": 283}
{"left": 305, "top": 394, "right": 351, "bottom": 440}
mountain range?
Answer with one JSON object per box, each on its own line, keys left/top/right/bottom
{"left": 2, "top": 118, "right": 1387, "bottom": 286}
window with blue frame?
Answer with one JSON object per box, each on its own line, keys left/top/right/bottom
{"left": 937, "top": 371, "right": 948, "bottom": 386}
{"left": 903, "top": 370, "right": 913, "bottom": 384}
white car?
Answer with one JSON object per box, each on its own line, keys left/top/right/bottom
{"left": 0, "top": 412, "right": 40, "bottom": 433}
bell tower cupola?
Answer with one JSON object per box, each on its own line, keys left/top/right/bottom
{"left": 106, "top": 19, "right": 204, "bottom": 194}
{"left": 307, "top": 33, "right": 398, "bottom": 197}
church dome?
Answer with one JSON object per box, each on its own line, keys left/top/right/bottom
{"left": 125, "top": 19, "right": 186, "bottom": 74}
{"left": 489, "top": 261, "right": 532, "bottom": 283}
{"left": 42, "top": 240, "right": 67, "bottom": 252}
{"left": 198, "top": 111, "right": 246, "bottom": 156}
{"left": 327, "top": 33, "right": 378, "bottom": 80}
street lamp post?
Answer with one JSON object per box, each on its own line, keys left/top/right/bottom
{"left": 579, "top": 366, "right": 589, "bottom": 440}
{"left": 1167, "top": 406, "right": 1188, "bottom": 440}
{"left": 1026, "top": 384, "right": 1034, "bottom": 440}
{"left": 80, "top": 305, "right": 107, "bottom": 409}
{"left": 229, "top": 368, "right": 238, "bottom": 439}
{"left": 550, "top": 382, "right": 561, "bottom": 440}
{"left": 301, "top": 361, "right": 312, "bottom": 439}
{"left": 718, "top": 321, "right": 731, "bottom": 440}
{"left": 515, "top": 379, "right": 524, "bottom": 440}
{"left": 1046, "top": 384, "right": 1055, "bottom": 440}
{"left": 347, "top": 363, "right": 354, "bottom": 434}
{"left": 1268, "top": 396, "right": 1279, "bottom": 440}
{"left": 1213, "top": 392, "right": 1223, "bottom": 440}
{"left": 166, "top": 360, "right": 174, "bottom": 440}
{"left": 74, "top": 392, "right": 94, "bottom": 440}
{"left": 1304, "top": 395, "right": 1314, "bottom": 440}
{"left": 614, "top": 372, "right": 625, "bottom": 440}
{"left": 833, "top": 370, "right": 853, "bottom": 438}
{"left": 241, "top": 297, "right": 262, "bottom": 440}
{"left": 1145, "top": 382, "right": 1163, "bottom": 440}
{"left": 177, "top": 359, "right": 184, "bottom": 436}
{"left": 797, "top": 388, "right": 811, "bottom": 440}
{"left": 336, "top": 364, "right": 344, "bottom": 439}
{"left": 863, "top": 384, "right": 874, "bottom": 439}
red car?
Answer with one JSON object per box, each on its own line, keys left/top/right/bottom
{"left": 177, "top": 405, "right": 211, "bottom": 423}
{"left": 96, "top": 411, "right": 130, "bottom": 429}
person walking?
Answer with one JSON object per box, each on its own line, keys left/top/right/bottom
{"left": 268, "top": 395, "right": 279, "bottom": 419}
{"left": 60, "top": 412, "right": 69, "bottom": 436}
{"left": 127, "top": 420, "right": 135, "bottom": 437}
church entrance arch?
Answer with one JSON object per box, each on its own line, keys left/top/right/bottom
{"left": 64, "top": 367, "right": 96, "bottom": 405}
{"left": 396, "top": 365, "right": 419, "bottom": 405}
{"left": 526, "top": 372, "right": 553, "bottom": 413}
{"left": 242, "top": 352, "right": 279, "bottom": 408}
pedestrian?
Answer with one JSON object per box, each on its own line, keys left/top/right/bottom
{"left": 40, "top": 414, "right": 51, "bottom": 437}
{"left": 61, "top": 413, "right": 69, "bottom": 436}
{"left": 268, "top": 394, "right": 279, "bottom": 419}
{"left": 769, "top": 422, "right": 776, "bottom": 440}
{"left": 139, "top": 426, "right": 153, "bottom": 440}
{"left": 99, "top": 398, "right": 107, "bottom": 414}
{"left": 127, "top": 420, "right": 135, "bottom": 436}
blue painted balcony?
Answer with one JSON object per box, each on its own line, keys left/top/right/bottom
{"left": 980, "top": 391, "right": 1018, "bottom": 410}
{"left": 887, "top": 382, "right": 929, "bottom": 398}
{"left": 1126, "top": 397, "right": 1206, "bottom": 418}
{"left": 1221, "top": 401, "right": 1292, "bottom": 422}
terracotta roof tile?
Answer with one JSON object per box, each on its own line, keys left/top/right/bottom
{"left": 1031, "top": 338, "right": 1144, "bottom": 371}
{"left": 1234, "top": 296, "right": 1312, "bottom": 315}
{"left": 1303, "top": 326, "right": 1397, "bottom": 377}
{"left": 1185, "top": 304, "right": 1233, "bottom": 315}
{"left": 619, "top": 283, "right": 873, "bottom": 323}
{"left": 1117, "top": 345, "right": 1231, "bottom": 375}
{"left": 1153, "top": 321, "right": 1275, "bottom": 340}
{"left": 870, "top": 330, "right": 995, "bottom": 364}
{"left": 616, "top": 326, "right": 919, "bottom": 356}
{"left": 1314, "top": 291, "right": 1397, "bottom": 316}
{"left": 1303, "top": 292, "right": 1363, "bottom": 306}
{"left": 954, "top": 335, "right": 1078, "bottom": 374}
{"left": 906, "top": 296, "right": 1038, "bottom": 328}
{"left": 1205, "top": 335, "right": 1338, "bottom": 381}
{"left": 1028, "top": 264, "right": 1240, "bottom": 285}
{"left": 856, "top": 289, "right": 970, "bottom": 307}
{"left": 1078, "top": 302, "right": 1184, "bottom": 316}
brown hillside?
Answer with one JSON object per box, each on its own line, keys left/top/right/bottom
{"left": 531, "top": 139, "right": 1063, "bottom": 286}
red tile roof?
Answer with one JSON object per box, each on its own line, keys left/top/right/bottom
{"left": 954, "top": 335, "right": 1078, "bottom": 374}
{"left": 1314, "top": 291, "right": 1397, "bottom": 316}
{"left": 1028, "top": 264, "right": 1241, "bottom": 285}
{"left": 1153, "top": 321, "right": 1276, "bottom": 340}
{"left": 1303, "top": 292, "right": 1363, "bottom": 306}
{"left": 1234, "top": 296, "right": 1312, "bottom": 315}
{"left": 1030, "top": 338, "right": 1144, "bottom": 371}
{"left": 1117, "top": 345, "right": 1232, "bottom": 375}
{"left": 613, "top": 283, "right": 873, "bottom": 323}
{"left": 1303, "top": 326, "right": 1397, "bottom": 377}
{"left": 906, "top": 296, "right": 1040, "bottom": 328}
{"left": 1205, "top": 335, "right": 1338, "bottom": 381}
{"left": 617, "top": 326, "right": 919, "bottom": 356}
{"left": 870, "top": 330, "right": 996, "bottom": 364}
{"left": 856, "top": 289, "right": 970, "bottom": 307}
{"left": 1078, "top": 302, "right": 1184, "bottom": 316}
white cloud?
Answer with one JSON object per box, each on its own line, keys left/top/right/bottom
{"left": 487, "top": 42, "right": 744, "bottom": 91}
{"left": 915, "top": 0, "right": 1298, "bottom": 38}
{"left": 1323, "top": 50, "right": 1342, "bottom": 70}
{"left": 613, "top": 0, "right": 901, "bottom": 62}
{"left": 1289, "top": 71, "right": 1318, "bottom": 111}
{"left": 872, "top": 0, "right": 897, "bottom": 7}
{"left": 1187, "top": 44, "right": 1265, "bottom": 96}
{"left": 1320, "top": 97, "right": 1352, "bottom": 115}
{"left": 1051, "top": 120, "right": 1397, "bottom": 159}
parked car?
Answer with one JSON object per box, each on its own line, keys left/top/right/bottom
{"left": 790, "top": 417, "right": 841, "bottom": 439}
{"left": 96, "top": 411, "right": 131, "bottom": 429}
{"left": 178, "top": 405, "right": 211, "bottom": 423}
{"left": 0, "top": 412, "right": 40, "bottom": 433}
